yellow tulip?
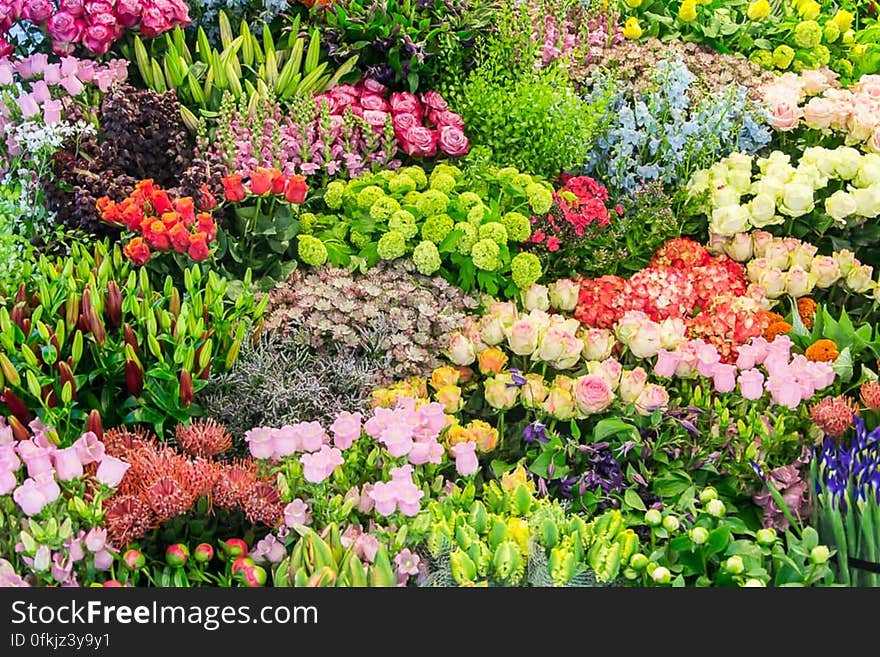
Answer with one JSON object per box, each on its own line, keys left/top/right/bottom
{"left": 678, "top": 0, "right": 698, "bottom": 22}
{"left": 746, "top": 0, "right": 771, "bottom": 20}
{"left": 622, "top": 17, "right": 643, "bottom": 39}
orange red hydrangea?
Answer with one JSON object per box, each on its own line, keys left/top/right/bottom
{"left": 97, "top": 180, "right": 217, "bottom": 266}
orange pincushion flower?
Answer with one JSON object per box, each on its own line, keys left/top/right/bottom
{"left": 805, "top": 339, "right": 839, "bottom": 363}
{"left": 763, "top": 320, "right": 793, "bottom": 341}
{"left": 796, "top": 297, "right": 818, "bottom": 329}
{"left": 860, "top": 380, "right": 880, "bottom": 412}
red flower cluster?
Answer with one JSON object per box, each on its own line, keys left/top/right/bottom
{"left": 98, "top": 180, "right": 217, "bottom": 266}
{"left": 101, "top": 425, "right": 282, "bottom": 546}
{"left": 221, "top": 168, "right": 308, "bottom": 204}
{"left": 574, "top": 238, "right": 768, "bottom": 360}
{"left": 529, "top": 176, "right": 620, "bottom": 254}
{"left": 313, "top": 79, "right": 469, "bottom": 158}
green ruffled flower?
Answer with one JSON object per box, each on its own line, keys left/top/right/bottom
{"left": 455, "top": 222, "right": 478, "bottom": 255}
{"left": 823, "top": 21, "right": 840, "bottom": 43}
{"left": 343, "top": 180, "right": 361, "bottom": 206}
{"left": 421, "top": 213, "right": 454, "bottom": 244}
{"left": 349, "top": 230, "right": 371, "bottom": 249}
{"left": 402, "top": 191, "right": 423, "bottom": 210}
{"left": 471, "top": 238, "right": 501, "bottom": 271}
{"left": 357, "top": 185, "right": 386, "bottom": 210}
{"left": 412, "top": 240, "right": 442, "bottom": 275}
{"left": 432, "top": 163, "right": 463, "bottom": 180}
{"left": 510, "top": 252, "right": 542, "bottom": 289}
{"left": 749, "top": 49, "right": 774, "bottom": 70}
{"left": 793, "top": 20, "right": 822, "bottom": 49}
{"left": 370, "top": 196, "right": 401, "bottom": 221}
{"left": 496, "top": 167, "right": 520, "bottom": 185}
{"left": 429, "top": 172, "right": 457, "bottom": 193}
{"left": 467, "top": 204, "right": 487, "bottom": 224}
{"left": 479, "top": 221, "right": 508, "bottom": 245}
{"left": 402, "top": 166, "right": 428, "bottom": 190}
{"left": 324, "top": 181, "right": 345, "bottom": 209}
{"left": 297, "top": 235, "right": 329, "bottom": 267}
{"left": 502, "top": 211, "right": 532, "bottom": 242}
{"left": 813, "top": 44, "right": 830, "bottom": 66}
{"left": 772, "top": 44, "right": 795, "bottom": 69}
{"left": 458, "top": 191, "right": 482, "bottom": 209}
{"left": 377, "top": 230, "right": 408, "bottom": 260}
{"left": 389, "top": 173, "right": 417, "bottom": 195}
{"left": 526, "top": 183, "right": 553, "bottom": 214}
{"left": 299, "top": 212, "right": 317, "bottom": 234}
{"left": 388, "top": 210, "right": 419, "bottom": 240}
{"left": 513, "top": 173, "right": 533, "bottom": 188}
{"left": 377, "top": 169, "right": 397, "bottom": 184}
{"left": 417, "top": 189, "right": 450, "bottom": 217}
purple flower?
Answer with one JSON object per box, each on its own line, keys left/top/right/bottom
{"left": 523, "top": 421, "right": 549, "bottom": 444}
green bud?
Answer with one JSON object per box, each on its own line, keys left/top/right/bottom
{"left": 810, "top": 545, "right": 831, "bottom": 564}
{"left": 540, "top": 519, "right": 560, "bottom": 549}
{"left": 724, "top": 555, "right": 745, "bottom": 575}
{"left": 705, "top": 499, "right": 726, "bottom": 518}
{"left": 699, "top": 487, "right": 718, "bottom": 503}
{"left": 512, "top": 483, "right": 532, "bottom": 516}
{"left": 742, "top": 578, "right": 766, "bottom": 587}
{"left": 756, "top": 528, "right": 777, "bottom": 546}
{"left": 487, "top": 518, "right": 508, "bottom": 549}
{"left": 450, "top": 549, "right": 478, "bottom": 585}
{"left": 651, "top": 566, "right": 672, "bottom": 585}
{"left": 662, "top": 515, "right": 680, "bottom": 533}
{"left": 690, "top": 527, "right": 709, "bottom": 545}
{"left": 629, "top": 553, "right": 649, "bottom": 570}
{"left": 468, "top": 501, "right": 489, "bottom": 534}
{"left": 644, "top": 509, "right": 662, "bottom": 527}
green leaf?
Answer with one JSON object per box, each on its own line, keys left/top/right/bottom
{"left": 624, "top": 488, "right": 646, "bottom": 512}
{"left": 592, "top": 418, "right": 637, "bottom": 443}
{"left": 832, "top": 347, "right": 853, "bottom": 383}
{"left": 706, "top": 526, "right": 731, "bottom": 557}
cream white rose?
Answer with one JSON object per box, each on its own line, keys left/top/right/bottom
{"left": 832, "top": 146, "right": 863, "bottom": 180}
{"left": 824, "top": 189, "right": 858, "bottom": 224}
{"left": 852, "top": 186, "right": 880, "bottom": 217}
{"left": 710, "top": 204, "right": 750, "bottom": 235}
{"left": 748, "top": 193, "right": 779, "bottom": 227}
{"left": 784, "top": 266, "right": 816, "bottom": 297}
{"left": 810, "top": 255, "right": 841, "bottom": 288}
{"left": 778, "top": 182, "right": 815, "bottom": 217}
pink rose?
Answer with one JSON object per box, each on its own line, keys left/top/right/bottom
{"left": 115, "top": 0, "right": 140, "bottom": 26}
{"left": 389, "top": 91, "right": 422, "bottom": 117}
{"left": 139, "top": 4, "right": 171, "bottom": 38}
{"left": 588, "top": 358, "right": 623, "bottom": 390}
{"left": 83, "top": 23, "right": 116, "bottom": 55}
{"left": 393, "top": 113, "right": 421, "bottom": 139}
{"left": 22, "top": 0, "right": 52, "bottom": 23}
{"left": 634, "top": 384, "right": 669, "bottom": 416}
{"left": 359, "top": 93, "right": 389, "bottom": 112}
{"left": 59, "top": 0, "right": 84, "bottom": 15}
{"left": 47, "top": 11, "right": 83, "bottom": 44}
{"left": 363, "top": 109, "right": 389, "bottom": 129}
{"left": 619, "top": 367, "right": 647, "bottom": 403}
{"left": 51, "top": 40, "right": 76, "bottom": 56}
{"left": 767, "top": 101, "right": 801, "bottom": 131}
{"left": 430, "top": 109, "right": 464, "bottom": 127}
{"left": 421, "top": 90, "right": 448, "bottom": 111}
{"left": 738, "top": 368, "right": 765, "bottom": 400}
{"left": 802, "top": 97, "right": 837, "bottom": 130}
{"left": 399, "top": 124, "right": 439, "bottom": 152}
{"left": 329, "top": 411, "right": 362, "bottom": 450}
{"left": 438, "top": 125, "right": 469, "bottom": 157}
{"left": 574, "top": 374, "right": 614, "bottom": 416}
{"left": 800, "top": 69, "right": 833, "bottom": 95}
{"left": 362, "top": 78, "right": 388, "bottom": 95}
{"left": 854, "top": 74, "right": 880, "bottom": 100}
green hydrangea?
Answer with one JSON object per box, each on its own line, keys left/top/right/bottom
{"left": 510, "top": 252, "right": 542, "bottom": 289}
{"left": 772, "top": 44, "right": 795, "bottom": 69}
{"left": 835, "top": 58, "right": 854, "bottom": 78}
{"left": 502, "top": 211, "right": 532, "bottom": 242}
{"left": 429, "top": 172, "right": 457, "bottom": 193}
{"left": 471, "top": 238, "right": 501, "bottom": 271}
{"left": 813, "top": 44, "right": 830, "bottom": 66}
{"left": 455, "top": 222, "right": 478, "bottom": 255}
{"left": 412, "top": 240, "right": 442, "bottom": 275}
{"left": 458, "top": 191, "right": 482, "bottom": 209}
{"left": 389, "top": 173, "right": 417, "bottom": 195}
{"left": 479, "top": 221, "right": 508, "bottom": 245}
{"left": 526, "top": 183, "right": 553, "bottom": 214}
{"left": 467, "top": 204, "right": 487, "bottom": 224}
{"left": 324, "top": 181, "right": 345, "bottom": 209}
{"left": 402, "top": 166, "right": 428, "bottom": 190}
{"left": 377, "top": 170, "right": 397, "bottom": 184}
{"left": 388, "top": 210, "right": 419, "bottom": 240}
{"left": 403, "top": 191, "right": 423, "bottom": 209}
{"left": 377, "top": 230, "right": 408, "bottom": 260}
{"left": 297, "top": 235, "right": 329, "bottom": 267}
{"left": 350, "top": 230, "right": 371, "bottom": 249}
{"left": 417, "top": 189, "right": 450, "bottom": 217}
{"left": 299, "top": 212, "right": 317, "bottom": 234}
{"left": 432, "top": 163, "right": 463, "bottom": 180}
{"left": 343, "top": 180, "right": 361, "bottom": 206}
{"left": 496, "top": 167, "right": 520, "bottom": 185}
{"left": 370, "top": 196, "right": 401, "bottom": 221}
{"left": 793, "top": 20, "right": 822, "bottom": 49}
{"left": 421, "top": 213, "right": 454, "bottom": 244}
{"left": 357, "top": 185, "right": 386, "bottom": 210}
{"left": 513, "top": 173, "right": 533, "bottom": 188}
{"left": 749, "top": 49, "right": 774, "bottom": 70}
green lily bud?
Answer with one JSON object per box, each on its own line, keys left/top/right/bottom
{"left": 690, "top": 527, "right": 709, "bottom": 545}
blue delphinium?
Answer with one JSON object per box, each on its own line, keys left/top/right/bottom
{"left": 584, "top": 56, "right": 772, "bottom": 198}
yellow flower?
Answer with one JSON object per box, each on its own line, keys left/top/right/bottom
{"left": 444, "top": 422, "right": 474, "bottom": 448}
{"left": 623, "top": 0, "right": 642, "bottom": 6}
{"left": 833, "top": 8, "right": 854, "bottom": 33}
{"left": 434, "top": 384, "right": 463, "bottom": 413}
{"left": 371, "top": 387, "right": 397, "bottom": 408}
{"left": 746, "top": 0, "right": 770, "bottom": 20}
{"left": 678, "top": 0, "right": 697, "bottom": 22}
{"left": 477, "top": 347, "right": 508, "bottom": 375}
{"left": 507, "top": 518, "right": 531, "bottom": 554}
{"left": 467, "top": 419, "right": 499, "bottom": 453}
{"left": 622, "top": 17, "right": 643, "bottom": 39}
{"left": 797, "top": 0, "right": 820, "bottom": 20}
{"left": 430, "top": 366, "right": 460, "bottom": 390}
{"left": 501, "top": 464, "right": 534, "bottom": 492}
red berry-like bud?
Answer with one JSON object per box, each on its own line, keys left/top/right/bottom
{"left": 123, "top": 549, "right": 145, "bottom": 569}
{"left": 194, "top": 543, "right": 215, "bottom": 563}
{"left": 165, "top": 543, "right": 190, "bottom": 568}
